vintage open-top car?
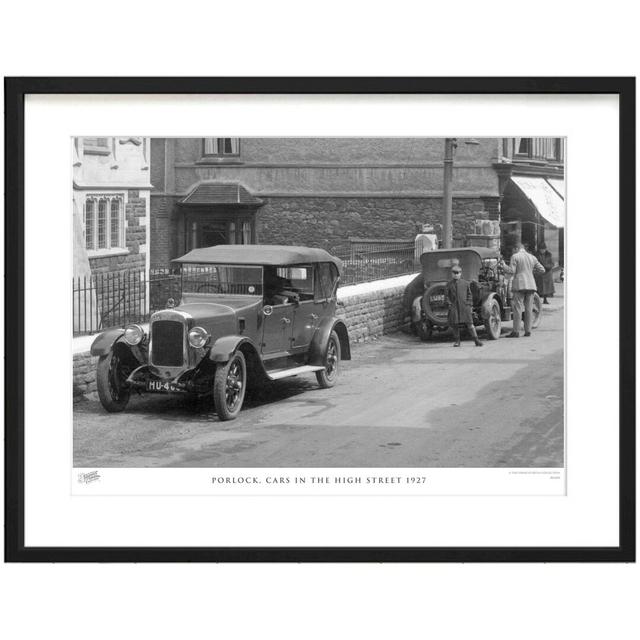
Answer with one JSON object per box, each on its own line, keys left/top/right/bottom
{"left": 91, "top": 245, "right": 351, "bottom": 420}
{"left": 406, "top": 246, "right": 542, "bottom": 340}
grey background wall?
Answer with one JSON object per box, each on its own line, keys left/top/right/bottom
{"left": 257, "top": 196, "right": 498, "bottom": 254}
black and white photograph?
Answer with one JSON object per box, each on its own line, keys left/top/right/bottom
{"left": 72, "top": 135, "right": 565, "bottom": 475}
{"left": 6, "top": 77, "right": 631, "bottom": 564}
{"left": 2, "top": 2, "right": 637, "bottom": 637}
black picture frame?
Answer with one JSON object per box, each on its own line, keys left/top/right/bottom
{"left": 4, "top": 77, "right": 635, "bottom": 563}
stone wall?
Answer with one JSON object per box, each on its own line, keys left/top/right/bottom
{"left": 257, "top": 196, "right": 500, "bottom": 254}
{"left": 149, "top": 192, "right": 500, "bottom": 267}
{"left": 73, "top": 351, "right": 99, "bottom": 400}
{"left": 72, "top": 273, "right": 417, "bottom": 402}
{"left": 336, "top": 275, "right": 413, "bottom": 343}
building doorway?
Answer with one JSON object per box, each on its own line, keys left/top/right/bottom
{"left": 200, "top": 222, "right": 228, "bottom": 248}
{"left": 185, "top": 215, "right": 256, "bottom": 252}
{"left": 176, "top": 182, "right": 263, "bottom": 258}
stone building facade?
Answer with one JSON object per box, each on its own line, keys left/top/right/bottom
{"left": 73, "top": 137, "right": 152, "bottom": 333}
{"left": 149, "top": 137, "right": 505, "bottom": 267}
{"left": 494, "top": 137, "right": 565, "bottom": 265}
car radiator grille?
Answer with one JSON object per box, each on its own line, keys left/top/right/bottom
{"left": 151, "top": 320, "right": 184, "bottom": 366}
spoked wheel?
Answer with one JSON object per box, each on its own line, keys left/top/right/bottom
{"left": 415, "top": 319, "right": 432, "bottom": 342}
{"left": 316, "top": 330, "right": 341, "bottom": 389}
{"left": 531, "top": 293, "right": 543, "bottom": 329}
{"left": 96, "top": 349, "right": 131, "bottom": 412}
{"left": 213, "top": 351, "right": 247, "bottom": 421}
{"left": 484, "top": 298, "right": 502, "bottom": 340}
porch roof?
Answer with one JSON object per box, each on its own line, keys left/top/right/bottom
{"left": 179, "top": 181, "right": 263, "bottom": 206}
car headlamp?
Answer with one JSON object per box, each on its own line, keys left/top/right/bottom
{"left": 123, "top": 324, "right": 145, "bottom": 346}
{"left": 188, "top": 326, "right": 210, "bottom": 349}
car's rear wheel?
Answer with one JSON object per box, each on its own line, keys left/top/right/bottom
{"left": 531, "top": 293, "right": 543, "bottom": 329}
{"left": 96, "top": 350, "right": 131, "bottom": 412}
{"left": 316, "top": 330, "right": 340, "bottom": 389}
{"left": 484, "top": 298, "right": 502, "bottom": 340}
{"left": 213, "top": 351, "right": 247, "bottom": 421}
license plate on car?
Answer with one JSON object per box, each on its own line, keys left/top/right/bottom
{"left": 430, "top": 294, "right": 445, "bottom": 304}
{"left": 147, "top": 380, "right": 180, "bottom": 393}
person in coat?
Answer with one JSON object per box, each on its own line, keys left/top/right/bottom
{"left": 534, "top": 242, "right": 555, "bottom": 304}
{"left": 501, "top": 242, "right": 546, "bottom": 337}
{"left": 446, "top": 265, "right": 483, "bottom": 347}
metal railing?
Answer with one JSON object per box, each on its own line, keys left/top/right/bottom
{"left": 337, "top": 240, "right": 417, "bottom": 286}
{"left": 72, "top": 269, "right": 181, "bottom": 337}
{"left": 73, "top": 245, "right": 419, "bottom": 336}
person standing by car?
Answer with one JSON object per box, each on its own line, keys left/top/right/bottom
{"left": 446, "top": 265, "right": 483, "bottom": 347}
{"left": 534, "top": 242, "right": 555, "bottom": 304}
{"left": 502, "top": 242, "right": 546, "bottom": 337}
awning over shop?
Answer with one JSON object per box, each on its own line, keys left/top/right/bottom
{"left": 546, "top": 177, "right": 565, "bottom": 200}
{"left": 179, "top": 181, "right": 263, "bottom": 207}
{"left": 510, "top": 176, "right": 565, "bottom": 228}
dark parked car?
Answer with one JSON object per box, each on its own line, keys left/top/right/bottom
{"left": 91, "top": 245, "right": 351, "bottom": 420}
{"left": 406, "top": 247, "right": 542, "bottom": 340}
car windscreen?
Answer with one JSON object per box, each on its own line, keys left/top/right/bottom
{"left": 181, "top": 264, "right": 263, "bottom": 296}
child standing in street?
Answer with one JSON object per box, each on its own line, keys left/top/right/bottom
{"left": 446, "top": 265, "right": 483, "bottom": 347}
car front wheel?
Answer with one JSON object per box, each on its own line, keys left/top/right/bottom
{"left": 531, "top": 293, "right": 543, "bottom": 328}
{"left": 484, "top": 298, "right": 502, "bottom": 339}
{"left": 96, "top": 350, "right": 131, "bottom": 412}
{"left": 213, "top": 351, "right": 247, "bottom": 421}
{"left": 316, "top": 330, "right": 341, "bottom": 389}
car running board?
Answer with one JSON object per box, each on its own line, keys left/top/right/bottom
{"left": 266, "top": 365, "right": 325, "bottom": 381}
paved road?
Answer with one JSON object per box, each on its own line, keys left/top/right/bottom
{"left": 74, "top": 288, "right": 564, "bottom": 468}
